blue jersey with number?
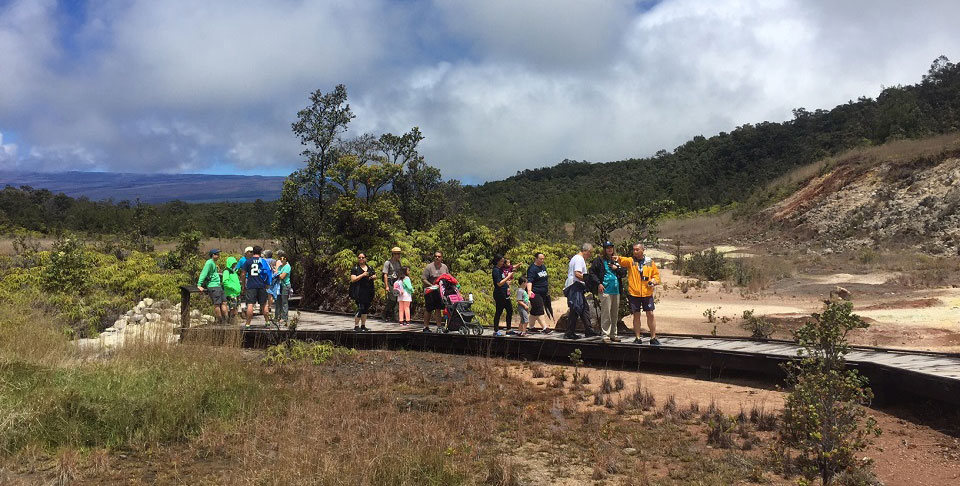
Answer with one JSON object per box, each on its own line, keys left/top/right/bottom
{"left": 243, "top": 257, "right": 268, "bottom": 289}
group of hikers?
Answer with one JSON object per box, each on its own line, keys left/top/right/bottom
{"left": 196, "top": 245, "right": 292, "bottom": 326}
{"left": 197, "top": 241, "right": 662, "bottom": 344}
{"left": 349, "top": 242, "right": 663, "bottom": 345}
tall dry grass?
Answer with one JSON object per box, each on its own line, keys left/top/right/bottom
{"left": 0, "top": 297, "right": 267, "bottom": 455}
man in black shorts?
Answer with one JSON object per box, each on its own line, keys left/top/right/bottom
{"left": 525, "top": 252, "right": 554, "bottom": 333}
{"left": 242, "top": 246, "right": 270, "bottom": 327}
{"left": 421, "top": 250, "right": 449, "bottom": 332}
{"left": 616, "top": 244, "right": 662, "bottom": 345}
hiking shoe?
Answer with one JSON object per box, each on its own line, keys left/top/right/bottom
{"left": 542, "top": 329, "right": 554, "bottom": 334}
{"left": 611, "top": 336, "right": 621, "bottom": 342}
{"left": 360, "top": 326, "right": 369, "bottom": 332}
{"left": 422, "top": 326, "right": 431, "bottom": 333}
{"left": 564, "top": 333, "right": 581, "bottom": 340}
{"left": 354, "top": 326, "right": 361, "bottom": 332}
{"left": 506, "top": 330, "right": 518, "bottom": 336}
{"left": 633, "top": 337, "right": 643, "bottom": 344}
{"left": 649, "top": 338, "right": 662, "bottom": 346}
{"left": 494, "top": 331, "right": 504, "bottom": 337}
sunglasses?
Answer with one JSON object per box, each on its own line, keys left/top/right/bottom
{"left": 434, "top": 255, "right": 442, "bottom": 259}
{"left": 358, "top": 256, "right": 366, "bottom": 259}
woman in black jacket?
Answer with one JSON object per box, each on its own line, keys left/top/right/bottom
{"left": 349, "top": 252, "right": 376, "bottom": 332}
{"left": 491, "top": 254, "right": 514, "bottom": 336}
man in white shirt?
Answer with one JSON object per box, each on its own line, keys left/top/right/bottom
{"left": 563, "top": 243, "right": 599, "bottom": 339}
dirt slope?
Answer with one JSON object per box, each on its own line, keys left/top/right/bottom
{"left": 767, "top": 135, "right": 960, "bottom": 255}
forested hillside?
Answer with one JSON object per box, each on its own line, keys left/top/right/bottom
{"left": 464, "top": 57, "right": 960, "bottom": 232}
{"left": 0, "top": 186, "right": 276, "bottom": 238}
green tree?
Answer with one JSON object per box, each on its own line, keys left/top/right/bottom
{"left": 780, "top": 300, "right": 881, "bottom": 485}
{"left": 279, "top": 84, "right": 356, "bottom": 256}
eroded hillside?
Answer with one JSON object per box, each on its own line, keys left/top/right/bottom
{"left": 768, "top": 135, "right": 960, "bottom": 255}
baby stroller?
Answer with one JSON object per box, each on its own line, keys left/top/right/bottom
{"left": 436, "top": 274, "right": 484, "bottom": 335}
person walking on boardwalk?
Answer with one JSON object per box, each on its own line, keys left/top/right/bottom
{"left": 274, "top": 250, "right": 292, "bottom": 325}
{"left": 616, "top": 243, "right": 662, "bottom": 345}
{"left": 242, "top": 246, "right": 273, "bottom": 327}
{"left": 349, "top": 252, "right": 376, "bottom": 332}
{"left": 589, "top": 241, "right": 624, "bottom": 343}
{"left": 382, "top": 247, "right": 403, "bottom": 322}
{"left": 421, "top": 250, "right": 449, "bottom": 333}
{"left": 222, "top": 256, "right": 242, "bottom": 324}
{"left": 525, "top": 252, "right": 554, "bottom": 333}
{"left": 563, "top": 243, "right": 599, "bottom": 340}
{"left": 491, "top": 254, "right": 514, "bottom": 336}
{"left": 197, "top": 249, "right": 228, "bottom": 325}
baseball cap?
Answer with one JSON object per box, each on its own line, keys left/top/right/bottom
{"left": 209, "top": 249, "right": 220, "bottom": 256}
{"left": 244, "top": 246, "right": 254, "bottom": 253}
{"left": 391, "top": 246, "right": 402, "bottom": 253}
{"left": 602, "top": 241, "right": 615, "bottom": 248}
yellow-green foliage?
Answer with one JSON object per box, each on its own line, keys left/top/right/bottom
{"left": 262, "top": 340, "right": 357, "bottom": 366}
{"left": 0, "top": 242, "right": 191, "bottom": 337}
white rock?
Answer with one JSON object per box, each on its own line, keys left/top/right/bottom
{"left": 190, "top": 309, "right": 201, "bottom": 318}
{"left": 132, "top": 313, "right": 145, "bottom": 323}
{"left": 623, "top": 448, "right": 638, "bottom": 456}
{"left": 146, "top": 313, "right": 159, "bottom": 322}
{"left": 126, "top": 310, "right": 134, "bottom": 317}
{"left": 113, "top": 320, "right": 126, "bottom": 330}
{"left": 144, "top": 298, "right": 155, "bottom": 307}
{"left": 103, "top": 327, "right": 118, "bottom": 333}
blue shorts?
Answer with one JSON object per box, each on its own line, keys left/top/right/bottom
{"left": 628, "top": 295, "right": 655, "bottom": 313}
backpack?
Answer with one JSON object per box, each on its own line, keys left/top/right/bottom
{"left": 258, "top": 257, "right": 274, "bottom": 286}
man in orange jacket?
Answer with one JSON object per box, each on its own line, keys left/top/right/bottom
{"left": 617, "top": 243, "right": 661, "bottom": 345}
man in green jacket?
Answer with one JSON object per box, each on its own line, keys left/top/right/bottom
{"left": 197, "top": 249, "right": 228, "bottom": 325}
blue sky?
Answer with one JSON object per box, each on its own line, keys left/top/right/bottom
{"left": 1, "top": 0, "right": 959, "bottom": 182}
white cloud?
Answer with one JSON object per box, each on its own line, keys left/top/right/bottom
{"left": 0, "top": 132, "right": 19, "bottom": 168}
{"left": 1, "top": 0, "right": 959, "bottom": 179}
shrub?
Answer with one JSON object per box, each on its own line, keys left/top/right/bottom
{"left": 41, "top": 236, "right": 87, "bottom": 295}
{"left": 780, "top": 301, "right": 881, "bottom": 485}
{"left": 263, "top": 340, "right": 357, "bottom": 366}
{"left": 741, "top": 309, "right": 774, "bottom": 339}
{"left": 683, "top": 247, "right": 731, "bottom": 281}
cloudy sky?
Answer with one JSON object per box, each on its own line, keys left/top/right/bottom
{"left": 1, "top": 0, "right": 958, "bottom": 183}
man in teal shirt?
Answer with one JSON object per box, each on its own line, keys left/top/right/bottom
{"left": 274, "top": 250, "right": 292, "bottom": 324}
{"left": 198, "top": 249, "right": 228, "bottom": 324}
{"left": 589, "top": 241, "right": 623, "bottom": 343}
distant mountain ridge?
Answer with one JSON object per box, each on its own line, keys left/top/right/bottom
{"left": 0, "top": 170, "right": 286, "bottom": 203}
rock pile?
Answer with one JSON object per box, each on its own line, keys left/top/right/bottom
{"left": 102, "top": 298, "right": 180, "bottom": 335}
{"left": 79, "top": 298, "right": 217, "bottom": 350}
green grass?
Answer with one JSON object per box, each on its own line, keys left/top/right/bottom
{"left": 0, "top": 344, "right": 269, "bottom": 453}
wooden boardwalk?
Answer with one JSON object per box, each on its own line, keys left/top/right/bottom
{"left": 183, "top": 310, "right": 960, "bottom": 405}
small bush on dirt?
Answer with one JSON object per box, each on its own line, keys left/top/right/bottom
{"left": 703, "top": 306, "right": 720, "bottom": 323}
{"left": 741, "top": 309, "right": 774, "bottom": 339}
{"left": 780, "top": 301, "right": 881, "bottom": 485}
{"left": 683, "top": 247, "right": 732, "bottom": 281}
{"left": 707, "top": 414, "right": 736, "bottom": 449}
{"left": 600, "top": 373, "right": 614, "bottom": 394}
{"left": 624, "top": 382, "right": 655, "bottom": 410}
